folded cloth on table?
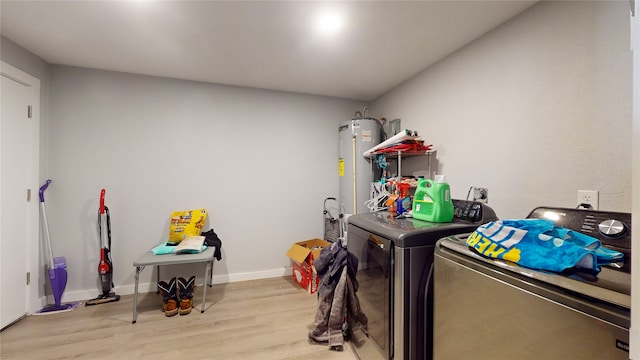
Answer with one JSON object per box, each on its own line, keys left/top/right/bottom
{"left": 151, "top": 243, "right": 177, "bottom": 255}
{"left": 466, "top": 219, "right": 624, "bottom": 273}
{"left": 150, "top": 242, "right": 206, "bottom": 255}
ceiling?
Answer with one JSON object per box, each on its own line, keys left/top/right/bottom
{"left": 1, "top": 1, "right": 538, "bottom": 101}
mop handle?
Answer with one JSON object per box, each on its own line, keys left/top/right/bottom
{"left": 100, "top": 189, "right": 106, "bottom": 215}
{"left": 39, "top": 179, "right": 52, "bottom": 203}
{"left": 39, "top": 179, "right": 55, "bottom": 269}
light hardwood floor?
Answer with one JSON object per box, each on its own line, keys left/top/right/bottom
{"left": 1, "top": 276, "right": 358, "bottom": 360}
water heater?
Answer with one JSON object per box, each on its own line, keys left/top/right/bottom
{"left": 338, "top": 118, "right": 382, "bottom": 215}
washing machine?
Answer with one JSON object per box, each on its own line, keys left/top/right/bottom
{"left": 433, "top": 206, "right": 631, "bottom": 359}
{"left": 347, "top": 199, "right": 498, "bottom": 360}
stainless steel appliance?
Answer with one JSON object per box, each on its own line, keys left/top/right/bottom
{"left": 347, "top": 200, "right": 498, "bottom": 360}
{"left": 434, "top": 206, "right": 631, "bottom": 359}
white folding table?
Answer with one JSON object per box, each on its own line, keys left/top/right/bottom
{"left": 132, "top": 246, "right": 215, "bottom": 323}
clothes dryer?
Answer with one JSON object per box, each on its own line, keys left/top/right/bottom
{"left": 347, "top": 199, "right": 498, "bottom": 360}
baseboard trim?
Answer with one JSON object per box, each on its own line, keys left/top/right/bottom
{"left": 34, "top": 267, "right": 292, "bottom": 311}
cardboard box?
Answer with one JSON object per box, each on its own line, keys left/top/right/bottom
{"left": 285, "top": 238, "right": 331, "bottom": 294}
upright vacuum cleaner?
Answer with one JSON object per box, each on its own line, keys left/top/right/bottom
{"left": 86, "top": 189, "right": 120, "bottom": 306}
{"left": 36, "top": 179, "right": 80, "bottom": 314}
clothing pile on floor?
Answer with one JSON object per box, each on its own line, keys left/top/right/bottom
{"left": 308, "top": 241, "right": 368, "bottom": 351}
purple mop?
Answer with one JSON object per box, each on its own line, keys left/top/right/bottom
{"left": 36, "top": 180, "right": 80, "bottom": 314}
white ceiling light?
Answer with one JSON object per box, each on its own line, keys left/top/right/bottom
{"left": 315, "top": 11, "right": 344, "bottom": 35}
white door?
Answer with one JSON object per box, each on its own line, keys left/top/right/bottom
{"left": 1, "top": 63, "right": 40, "bottom": 329}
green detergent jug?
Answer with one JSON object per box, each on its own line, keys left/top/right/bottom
{"left": 412, "top": 176, "right": 454, "bottom": 223}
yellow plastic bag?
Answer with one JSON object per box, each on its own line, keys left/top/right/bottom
{"left": 168, "top": 209, "right": 207, "bottom": 244}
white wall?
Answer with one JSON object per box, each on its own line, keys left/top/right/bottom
{"left": 46, "top": 65, "right": 365, "bottom": 300}
{"left": 373, "top": 1, "right": 632, "bottom": 219}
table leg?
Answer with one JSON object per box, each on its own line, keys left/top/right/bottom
{"left": 201, "top": 260, "right": 213, "bottom": 313}
{"left": 156, "top": 265, "right": 160, "bottom": 293}
{"left": 208, "top": 259, "right": 214, "bottom": 287}
{"left": 132, "top": 265, "right": 144, "bottom": 324}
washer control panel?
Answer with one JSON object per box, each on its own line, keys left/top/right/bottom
{"left": 598, "top": 219, "right": 626, "bottom": 238}
{"left": 527, "top": 206, "right": 631, "bottom": 272}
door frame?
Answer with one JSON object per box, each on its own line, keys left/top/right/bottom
{"left": 1, "top": 61, "right": 41, "bottom": 314}
{"left": 631, "top": 0, "right": 639, "bottom": 358}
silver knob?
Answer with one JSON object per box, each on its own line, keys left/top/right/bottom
{"left": 598, "top": 219, "right": 626, "bottom": 237}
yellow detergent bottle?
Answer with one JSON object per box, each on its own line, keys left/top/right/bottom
{"left": 412, "top": 175, "right": 454, "bottom": 223}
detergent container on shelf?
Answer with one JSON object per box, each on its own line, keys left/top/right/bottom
{"left": 412, "top": 175, "right": 454, "bottom": 223}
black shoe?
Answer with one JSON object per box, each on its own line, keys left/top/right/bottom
{"left": 157, "top": 277, "right": 178, "bottom": 317}
{"left": 177, "top": 276, "right": 195, "bottom": 315}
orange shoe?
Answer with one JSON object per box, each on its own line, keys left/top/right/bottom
{"left": 177, "top": 276, "right": 195, "bottom": 315}
{"left": 158, "top": 278, "right": 178, "bottom": 317}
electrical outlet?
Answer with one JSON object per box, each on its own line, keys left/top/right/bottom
{"left": 578, "top": 190, "right": 599, "bottom": 210}
{"left": 471, "top": 187, "right": 489, "bottom": 203}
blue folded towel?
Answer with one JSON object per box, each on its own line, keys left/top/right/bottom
{"left": 150, "top": 242, "right": 207, "bottom": 255}
{"left": 466, "top": 219, "right": 623, "bottom": 273}
{"left": 151, "top": 243, "right": 178, "bottom": 255}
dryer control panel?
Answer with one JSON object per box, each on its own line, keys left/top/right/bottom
{"left": 452, "top": 199, "right": 497, "bottom": 223}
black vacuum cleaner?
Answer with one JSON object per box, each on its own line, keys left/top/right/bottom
{"left": 86, "top": 189, "right": 120, "bottom": 306}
